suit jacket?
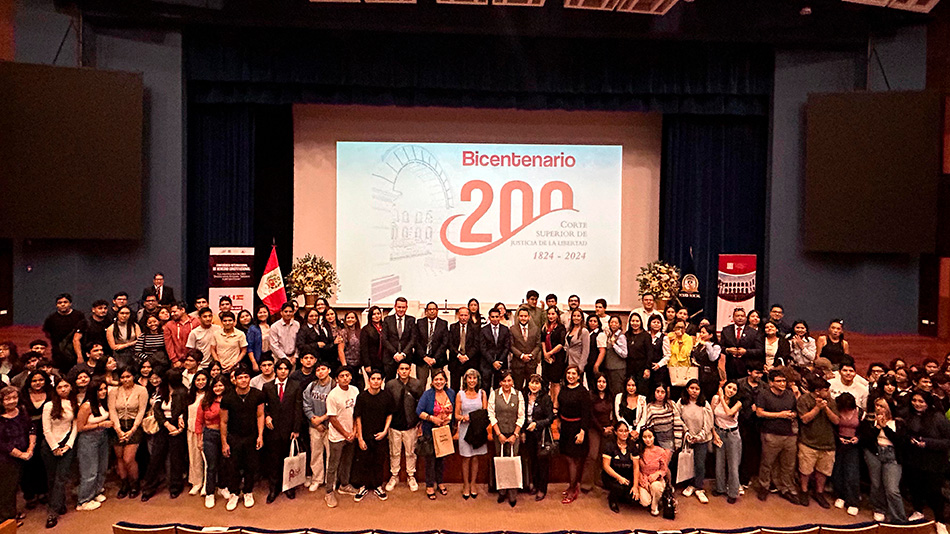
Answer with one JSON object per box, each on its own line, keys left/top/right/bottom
{"left": 359, "top": 324, "right": 383, "bottom": 369}
{"left": 381, "top": 314, "right": 417, "bottom": 365}
{"left": 142, "top": 285, "right": 176, "bottom": 306}
{"left": 721, "top": 324, "right": 764, "bottom": 378}
{"left": 510, "top": 321, "right": 542, "bottom": 373}
{"left": 415, "top": 317, "right": 449, "bottom": 368}
{"left": 479, "top": 323, "right": 511, "bottom": 371}
{"left": 295, "top": 323, "right": 322, "bottom": 360}
{"left": 448, "top": 320, "right": 481, "bottom": 372}
{"left": 263, "top": 379, "right": 303, "bottom": 440}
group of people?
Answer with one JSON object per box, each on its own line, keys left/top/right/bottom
{"left": 1, "top": 278, "right": 949, "bottom": 532}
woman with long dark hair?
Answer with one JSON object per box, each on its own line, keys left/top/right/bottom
{"left": 338, "top": 311, "right": 363, "bottom": 388}
{"left": 75, "top": 378, "right": 111, "bottom": 511}
{"left": 586, "top": 316, "right": 605, "bottom": 394}
{"left": 638, "top": 426, "right": 671, "bottom": 516}
{"left": 640, "top": 384, "right": 684, "bottom": 452}
{"left": 832, "top": 392, "right": 861, "bottom": 516}
{"left": 903, "top": 391, "right": 950, "bottom": 530}
{"left": 816, "top": 319, "right": 850, "bottom": 370}
{"left": 692, "top": 324, "right": 722, "bottom": 401}
{"left": 625, "top": 313, "right": 652, "bottom": 395}
{"left": 678, "top": 378, "right": 713, "bottom": 503}
{"left": 614, "top": 376, "right": 646, "bottom": 439}
{"left": 712, "top": 381, "right": 742, "bottom": 503}
{"left": 106, "top": 306, "right": 140, "bottom": 370}
{"left": 468, "top": 299, "right": 485, "bottom": 328}
{"left": 788, "top": 320, "right": 816, "bottom": 367}
{"left": 582, "top": 373, "right": 614, "bottom": 493}
{"left": 196, "top": 375, "right": 228, "bottom": 508}
{"left": 647, "top": 314, "right": 670, "bottom": 390}
{"left": 359, "top": 306, "right": 384, "bottom": 376}
{"left": 558, "top": 365, "right": 592, "bottom": 504}
{"left": 185, "top": 370, "right": 211, "bottom": 496}
{"left": 21, "top": 371, "right": 50, "bottom": 509}
{"left": 246, "top": 304, "right": 271, "bottom": 368}
{"left": 520, "top": 373, "right": 553, "bottom": 501}
{"left": 601, "top": 420, "right": 640, "bottom": 513}
{"left": 235, "top": 310, "right": 259, "bottom": 373}
{"left": 564, "top": 309, "right": 590, "bottom": 371}
{"left": 541, "top": 307, "right": 567, "bottom": 406}
{"left": 0, "top": 342, "right": 21, "bottom": 383}
{"left": 142, "top": 369, "right": 187, "bottom": 501}
{"left": 41, "top": 378, "right": 78, "bottom": 528}
{"left": 416, "top": 369, "right": 455, "bottom": 500}
{"left": 108, "top": 367, "right": 148, "bottom": 499}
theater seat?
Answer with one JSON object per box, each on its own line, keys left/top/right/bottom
{"left": 820, "top": 523, "right": 879, "bottom": 534}
{"left": 176, "top": 526, "right": 241, "bottom": 534}
{"left": 112, "top": 523, "right": 177, "bottom": 534}
{"left": 878, "top": 522, "right": 936, "bottom": 534}
{"left": 0, "top": 519, "right": 16, "bottom": 534}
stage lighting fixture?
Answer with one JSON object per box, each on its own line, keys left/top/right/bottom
{"left": 614, "top": 0, "right": 680, "bottom": 14}
{"left": 564, "top": 0, "right": 622, "bottom": 10}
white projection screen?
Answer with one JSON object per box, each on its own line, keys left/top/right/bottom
{"left": 293, "top": 105, "right": 662, "bottom": 310}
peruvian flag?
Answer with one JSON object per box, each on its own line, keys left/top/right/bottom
{"left": 257, "top": 245, "right": 287, "bottom": 314}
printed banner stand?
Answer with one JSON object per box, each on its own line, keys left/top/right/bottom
{"left": 209, "top": 247, "right": 255, "bottom": 317}
{"left": 716, "top": 254, "right": 757, "bottom": 331}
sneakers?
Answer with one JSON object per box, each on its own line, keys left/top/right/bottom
{"left": 936, "top": 523, "right": 948, "bottom": 534}
{"left": 374, "top": 487, "right": 388, "bottom": 501}
{"left": 189, "top": 485, "right": 202, "bottom": 496}
{"left": 338, "top": 484, "right": 359, "bottom": 495}
{"left": 354, "top": 488, "right": 368, "bottom": 502}
{"left": 682, "top": 486, "right": 695, "bottom": 497}
{"left": 385, "top": 476, "right": 399, "bottom": 492}
{"left": 94, "top": 494, "right": 107, "bottom": 503}
{"left": 835, "top": 498, "right": 846, "bottom": 509}
{"left": 696, "top": 490, "right": 709, "bottom": 504}
{"left": 226, "top": 495, "right": 239, "bottom": 511}
{"left": 205, "top": 495, "right": 215, "bottom": 508}
{"left": 326, "top": 492, "right": 338, "bottom": 508}
{"left": 909, "top": 512, "right": 926, "bottom": 522}
{"left": 407, "top": 476, "right": 419, "bottom": 492}
{"left": 739, "top": 486, "right": 746, "bottom": 496}
{"left": 309, "top": 481, "right": 322, "bottom": 492}
{"left": 847, "top": 507, "right": 859, "bottom": 516}
{"left": 873, "top": 513, "right": 886, "bottom": 522}
{"left": 219, "top": 488, "right": 232, "bottom": 500}
{"left": 243, "top": 493, "right": 255, "bottom": 508}
{"left": 76, "top": 500, "right": 101, "bottom": 511}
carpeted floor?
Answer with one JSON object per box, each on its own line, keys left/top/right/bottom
{"left": 19, "top": 482, "right": 886, "bottom": 533}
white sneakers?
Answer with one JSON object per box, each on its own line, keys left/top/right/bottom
{"left": 936, "top": 523, "right": 948, "bottom": 534}
{"left": 94, "top": 494, "right": 107, "bottom": 503}
{"left": 873, "top": 513, "right": 886, "bottom": 522}
{"left": 326, "top": 492, "right": 338, "bottom": 508}
{"left": 835, "top": 498, "right": 846, "bottom": 509}
{"left": 189, "top": 485, "right": 202, "bottom": 496}
{"left": 385, "top": 476, "right": 399, "bottom": 492}
{"left": 847, "top": 507, "right": 859, "bottom": 516}
{"left": 226, "top": 495, "right": 239, "bottom": 511}
{"left": 205, "top": 495, "right": 215, "bottom": 508}
{"left": 219, "top": 488, "right": 232, "bottom": 500}
{"left": 309, "top": 481, "right": 322, "bottom": 492}
{"left": 407, "top": 476, "right": 419, "bottom": 492}
{"left": 76, "top": 500, "right": 101, "bottom": 511}
{"left": 682, "top": 486, "right": 695, "bottom": 497}
{"left": 243, "top": 493, "right": 255, "bottom": 508}
{"left": 909, "top": 512, "right": 926, "bottom": 522}
{"left": 695, "top": 490, "right": 709, "bottom": 504}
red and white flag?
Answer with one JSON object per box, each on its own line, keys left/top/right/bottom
{"left": 257, "top": 245, "right": 287, "bottom": 314}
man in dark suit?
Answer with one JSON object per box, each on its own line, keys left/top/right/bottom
{"left": 478, "top": 308, "right": 511, "bottom": 390}
{"left": 448, "top": 306, "right": 481, "bottom": 392}
{"left": 381, "top": 297, "right": 417, "bottom": 380}
{"left": 263, "top": 358, "right": 304, "bottom": 502}
{"left": 415, "top": 301, "right": 448, "bottom": 386}
{"left": 142, "top": 272, "right": 176, "bottom": 306}
{"left": 721, "top": 307, "right": 765, "bottom": 381}
{"left": 509, "top": 306, "right": 542, "bottom": 390}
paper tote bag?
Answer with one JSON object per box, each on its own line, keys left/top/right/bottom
{"left": 432, "top": 425, "right": 455, "bottom": 458}
{"left": 493, "top": 443, "right": 523, "bottom": 491}
{"left": 282, "top": 438, "right": 307, "bottom": 492}
{"left": 676, "top": 446, "right": 694, "bottom": 485}
{"left": 669, "top": 366, "right": 699, "bottom": 387}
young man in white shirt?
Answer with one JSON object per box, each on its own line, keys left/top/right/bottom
{"left": 828, "top": 361, "right": 869, "bottom": 411}
{"left": 324, "top": 367, "right": 359, "bottom": 507}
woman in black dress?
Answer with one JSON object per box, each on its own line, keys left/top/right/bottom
{"left": 625, "top": 313, "right": 652, "bottom": 395}
{"left": 692, "top": 324, "right": 723, "bottom": 401}
{"left": 541, "top": 307, "right": 567, "bottom": 406}
{"left": 359, "top": 306, "right": 384, "bottom": 375}
{"left": 21, "top": 370, "right": 50, "bottom": 509}
{"left": 558, "top": 364, "right": 592, "bottom": 504}
{"left": 602, "top": 420, "right": 640, "bottom": 513}
{"left": 585, "top": 316, "right": 604, "bottom": 394}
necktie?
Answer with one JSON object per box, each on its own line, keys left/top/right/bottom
{"left": 493, "top": 325, "right": 498, "bottom": 343}
{"left": 522, "top": 325, "right": 528, "bottom": 340}
{"left": 737, "top": 326, "right": 743, "bottom": 340}
{"left": 278, "top": 382, "right": 284, "bottom": 402}
{"left": 460, "top": 325, "right": 466, "bottom": 353}
{"left": 427, "top": 321, "right": 434, "bottom": 354}
{"left": 156, "top": 287, "right": 161, "bottom": 301}
{"left": 397, "top": 316, "right": 403, "bottom": 337}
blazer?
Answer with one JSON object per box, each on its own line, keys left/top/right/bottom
{"left": 510, "top": 321, "right": 542, "bottom": 372}
{"left": 381, "top": 314, "right": 417, "bottom": 363}
{"left": 626, "top": 331, "right": 653, "bottom": 377}
{"left": 765, "top": 336, "right": 792, "bottom": 368}
{"left": 263, "top": 379, "right": 303, "bottom": 439}
{"left": 541, "top": 322, "right": 567, "bottom": 363}
{"left": 448, "top": 321, "right": 481, "bottom": 371}
{"left": 142, "top": 285, "right": 176, "bottom": 306}
{"left": 415, "top": 317, "right": 449, "bottom": 367}
{"left": 479, "top": 323, "right": 511, "bottom": 371}
{"left": 524, "top": 391, "right": 554, "bottom": 434}
{"left": 359, "top": 324, "right": 383, "bottom": 369}
{"left": 564, "top": 327, "right": 590, "bottom": 369}
{"left": 721, "top": 324, "right": 764, "bottom": 377}
{"left": 295, "top": 323, "right": 322, "bottom": 360}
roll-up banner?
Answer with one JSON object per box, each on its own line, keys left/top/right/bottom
{"left": 716, "top": 254, "right": 757, "bottom": 331}
{"left": 209, "top": 247, "right": 255, "bottom": 317}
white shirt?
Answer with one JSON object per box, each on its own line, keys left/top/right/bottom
{"left": 828, "top": 376, "right": 869, "bottom": 411}
{"left": 326, "top": 385, "right": 359, "bottom": 443}
{"left": 631, "top": 307, "right": 662, "bottom": 329}
{"left": 487, "top": 389, "right": 526, "bottom": 429}
{"left": 185, "top": 324, "right": 220, "bottom": 369}
{"left": 269, "top": 319, "right": 300, "bottom": 360}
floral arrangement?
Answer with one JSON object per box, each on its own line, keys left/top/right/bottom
{"left": 636, "top": 260, "right": 681, "bottom": 301}
{"left": 285, "top": 254, "right": 340, "bottom": 299}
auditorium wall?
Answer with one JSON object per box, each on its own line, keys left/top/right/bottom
{"left": 12, "top": 0, "right": 183, "bottom": 324}
{"left": 768, "top": 25, "right": 927, "bottom": 335}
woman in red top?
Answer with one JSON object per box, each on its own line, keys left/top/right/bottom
{"left": 196, "top": 376, "right": 228, "bottom": 508}
{"left": 638, "top": 427, "right": 671, "bottom": 515}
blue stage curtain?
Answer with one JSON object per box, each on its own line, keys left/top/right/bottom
{"left": 659, "top": 115, "right": 770, "bottom": 323}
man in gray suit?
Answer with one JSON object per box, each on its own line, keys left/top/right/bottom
{"left": 509, "top": 307, "right": 542, "bottom": 390}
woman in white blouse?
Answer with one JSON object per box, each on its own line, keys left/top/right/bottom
{"left": 41, "top": 378, "right": 78, "bottom": 528}
{"left": 787, "top": 320, "right": 817, "bottom": 366}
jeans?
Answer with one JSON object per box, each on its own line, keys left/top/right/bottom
{"left": 424, "top": 455, "right": 445, "bottom": 488}
{"left": 864, "top": 446, "right": 906, "bottom": 523}
{"left": 202, "top": 429, "right": 222, "bottom": 494}
{"left": 715, "top": 427, "right": 742, "bottom": 499}
{"left": 76, "top": 428, "right": 109, "bottom": 504}
{"left": 691, "top": 441, "right": 709, "bottom": 489}
{"left": 326, "top": 440, "right": 354, "bottom": 492}
{"left": 832, "top": 442, "right": 861, "bottom": 507}
{"left": 41, "top": 442, "right": 75, "bottom": 517}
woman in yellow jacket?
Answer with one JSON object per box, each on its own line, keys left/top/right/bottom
{"left": 667, "top": 319, "right": 694, "bottom": 400}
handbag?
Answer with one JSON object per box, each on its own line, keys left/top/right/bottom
{"left": 669, "top": 366, "right": 699, "bottom": 387}
{"left": 493, "top": 442, "right": 523, "bottom": 491}
{"left": 432, "top": 425, "right": 455, "bottom": 458}
{"left": 537, "top": 427, "right": 558, "bottom": 458}
{"left": 281, "top": 438, "right": 307, "bottom": 492}
{"left": 416, "top": 434, "right": 435, "bottom": 457}
{"left": 661, "top": 480, "right": 676, "bottom": 519}
{"left": 141, "top": 411, "right": 159, "bottom": 435}
{"left": 676, "top": 445, "right": 695, "bottom": 484}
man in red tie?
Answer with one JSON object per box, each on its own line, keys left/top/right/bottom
{"left": 142, "top": 272, "right": 176, "bottom": 306}
{"left": 722, "top": 307, "right": 764, "bottom": 381}
{"left": 263, "top": 358, "right": 303, "bottom": 503}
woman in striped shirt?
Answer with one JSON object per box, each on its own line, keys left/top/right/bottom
{"left": 639, "top": 384, "right": 683, "bottom": 452}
